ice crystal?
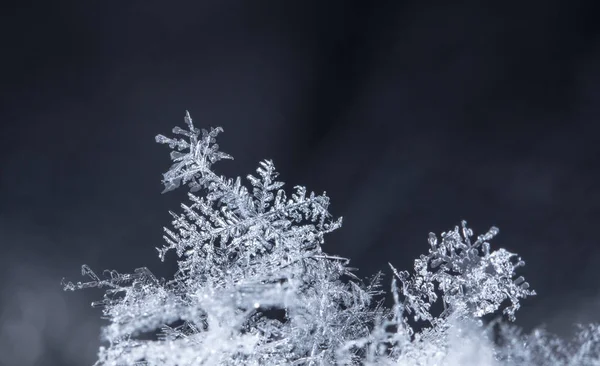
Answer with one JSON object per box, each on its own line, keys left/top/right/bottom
{"left": 392, "top": 222, "right": 534, "bottom": 325}
{"left": 63, "top": 112, "right": 599, "bottom": 365}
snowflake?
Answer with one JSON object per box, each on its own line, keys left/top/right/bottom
{"left": 62, "top": 112, "right": 598, "bottom": 366}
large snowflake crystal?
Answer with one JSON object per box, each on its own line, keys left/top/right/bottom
{"left": 63, "top": 112, "right": 374, "bottom": 365}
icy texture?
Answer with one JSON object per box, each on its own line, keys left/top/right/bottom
{"left": 63, "top": 112, "right": 599, "bottom": 365}
{"left": 392, "top": 222, "right": 534, "bottom": 325}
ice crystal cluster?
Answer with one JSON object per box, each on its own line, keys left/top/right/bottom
{"left": 63, "top": 112, "right": 600, "bottom": 365}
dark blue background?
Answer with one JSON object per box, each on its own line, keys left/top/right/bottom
{"left": 1, "top": 1, "right": 599, "bottom": 365}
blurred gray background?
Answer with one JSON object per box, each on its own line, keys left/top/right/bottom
{"left": 1, "top": 1, "right": 599, "bottom": 365}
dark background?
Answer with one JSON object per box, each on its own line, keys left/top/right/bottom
{"left": 1, "top": 1, "right": 599, "bottom": 365}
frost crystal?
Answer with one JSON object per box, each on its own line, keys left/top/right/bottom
{"left": 392, "top": 222, "right": 534, "bottom": 325}
{"left": 63, "top": 112, "right": 599, "bottom": 365}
